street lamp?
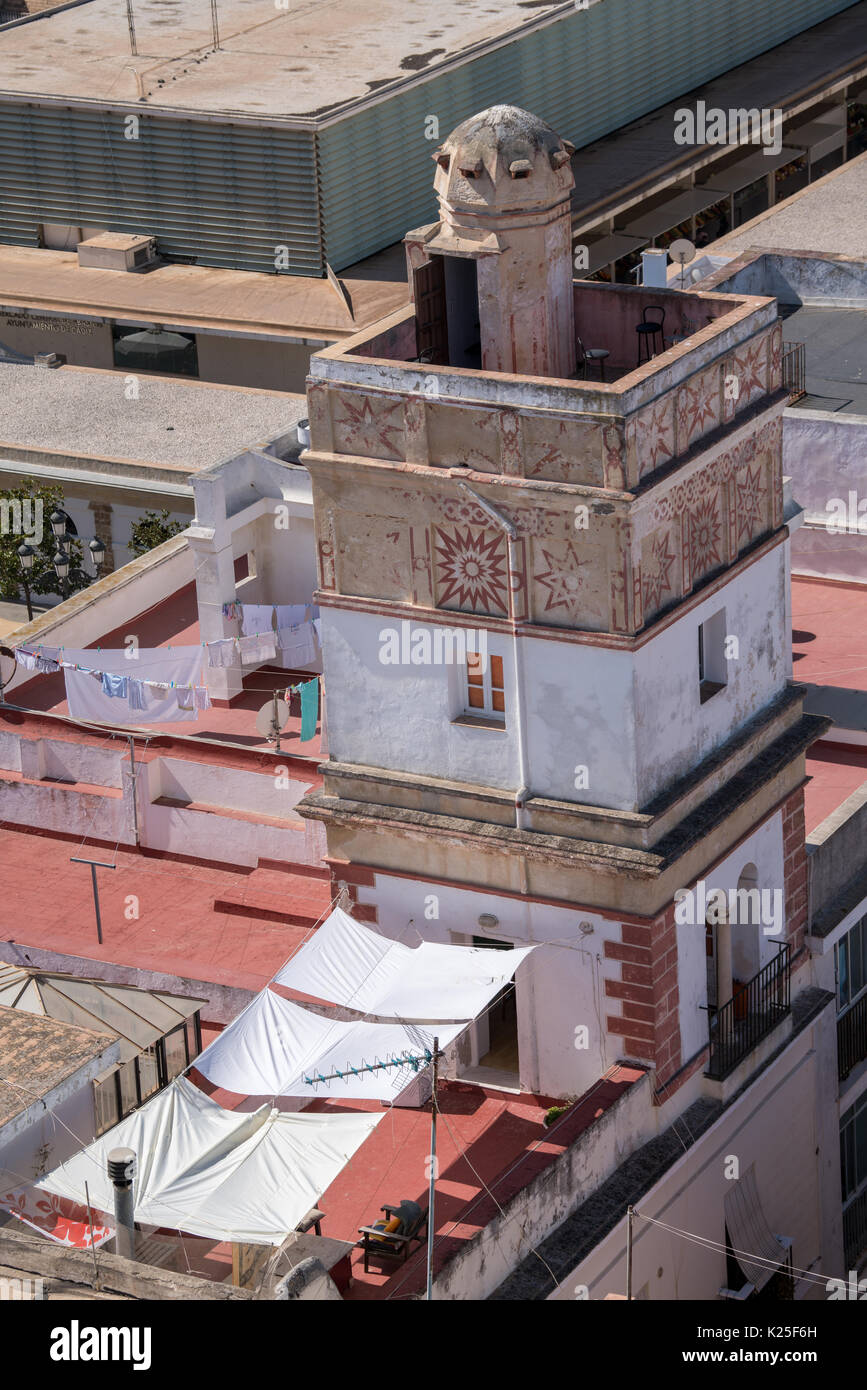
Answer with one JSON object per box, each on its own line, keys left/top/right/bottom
{"left": 17, "top": 542, "right": 35, "bottom": 622}
{"left": 49, "top": 508, "right": 69, "bottom": 541}
{"left": 89, "top": 536, "right": 107, "bottom": 571}
{"left": 52, "top": 547, "right": 70, "bottom": 598}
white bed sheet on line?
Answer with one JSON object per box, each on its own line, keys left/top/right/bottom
{"left": 62, "top": 645, "right": 205, "bottom": 724}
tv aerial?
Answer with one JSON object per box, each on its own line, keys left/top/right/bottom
{"left": 255, "top": 691, "right": 290, "bottom": 749}
{"left": 669, "top": 237, "right": 696, "bottom": 290}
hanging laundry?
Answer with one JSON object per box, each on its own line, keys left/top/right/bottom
{"left": 35, "top": 656, "right": 60, "bottom": 674}
{"left": 277, "top": 621, "right": 316, "bottom": 667}
{"left": 274, "top": 604, "right": 307, "bottom": 630}
{"left": 175, "top": 686, "right": 195, "bottom": 712}
{"left": 241, "top": 604, "right": 275, "bottom": 638}
{"left": 14, "top": 649, "right": 38, "bottom": 671}
{"left": 238, "top": 633, "right": 277, "bottom": 665}
{"left": 100, "top": 672, "right": 129, "bottom": 700}
{"left": 312, "top": 618, "right": 322, "bottom": 646}
{"left": 63, "top": 646, "right": 204, "bottom": 724}
{"left": 193, "top": 685, "right": 212, "bottom": 711}
{"left": 222, "top": 601, "right": 242, "bottom": 621}
{"left": 299, "top": 677, "right": 320, "bottom": 742}
{"left": 128, "top": 679, "right": 148, "bottom": 712}
{"left": 207, "top": 637, "right": 238, "bottom": 668}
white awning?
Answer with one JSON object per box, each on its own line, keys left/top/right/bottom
{"left": 39, "top": 1076, "right": 383, "bottom": 1245}
{"left": 274, "top": 906, "right": 534, "bottom": 1019}
{"left": 194, "top": 987, "right": 465, "bottom": 1101}
{"left": 724, "top": 1167, "right": 789, "bottom": 1292}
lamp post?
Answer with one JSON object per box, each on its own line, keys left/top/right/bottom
{"left": 16, "top": 542, "right": 35, "bottom": 622}
{"left": 14, "top": 507, "right": 106, "bottom": 614}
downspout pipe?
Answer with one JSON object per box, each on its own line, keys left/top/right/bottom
{"left": 456, "top": 481, "right": 531, "bottom": 835}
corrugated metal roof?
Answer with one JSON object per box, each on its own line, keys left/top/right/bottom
{"left": 0, "top": 961, "right": 205, "bottom": 1064}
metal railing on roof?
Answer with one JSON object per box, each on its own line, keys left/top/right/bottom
{"left": 782, "top": 341, "right": 806, "bottom": 400}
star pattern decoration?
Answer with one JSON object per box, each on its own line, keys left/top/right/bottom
{"left": 736, "top": 464, "right": 767, "bottom": 544}
{"left": 643, "top": 530, "right": 676, "bottom": 615}
{"left": 637, "top": 402, "right": 673, "bottom": 475}
{"left": 434, "top": 526, "right": 508, "bottom": 614}
{"left": 535, "top": 543, "right": 587, "bottom": 616}
{"left": 733, "top": 339, "right": 767, "bottom": 406}
{"left": 679, "top": 372, "right": 719, "bottom": 447}
{"left": 690, "top": 494, "right": 723, "bottom": 578}
{"left": 333, "top": 394, "right": 403, "bottom": 458}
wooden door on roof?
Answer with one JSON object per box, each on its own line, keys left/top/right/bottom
{"left": 412, "top": 255, "right": 448, "bottom": 364}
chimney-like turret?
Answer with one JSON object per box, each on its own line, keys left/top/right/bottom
{"left": 421, "top": 105, "right": 576, "bottom": 379}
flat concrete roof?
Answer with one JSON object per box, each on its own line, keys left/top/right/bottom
{"left": 784, "top": 302, "right": 867, "bottom": 413}
{"left": 0, "top": 0, "right": 565, "bottom": 118}
{"left": 706, "top": 152, "right": 867, "bottom": 262}
{"left": 0, "top": 1004, "right": 113, "bottom": 1129}
{"left": 0, "top": 363, "right": 306, "bottom": 470}
{"left": 0, "top": 247, "right": 409, "bottom": 341}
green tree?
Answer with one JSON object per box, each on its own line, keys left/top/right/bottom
{"left": 0, "top": 479, "right": 85, "bottom": 603}
{"left": 129, "top": 509, "right": 184, "bottom": 558}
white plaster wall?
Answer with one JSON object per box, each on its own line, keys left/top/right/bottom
{"left": 634, "top": 546, "right": 789, "bottom": 806}
{"left": 141, "top": 800, "right": 324, "bottom": 869}
{"left": 153, "top": 757, "right": 312, "bottom": 819}
{"left": 550, "top": 1015, "right": 840, "bottom": 1301}
{"left": 675, "top": 813, "right": 785, "bottom": 1062}
{"left": 358, "top": 872, "right": 630, "bottom": 1099}
{"left": 320, "top": 607, "right": 638, "bottom": 805}
{"left": 0, "top": 781, "right": 130, "bottom": 842}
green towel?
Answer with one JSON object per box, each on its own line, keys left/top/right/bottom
{"left": 299, "top": 677, "right": 320, "bottom": 742}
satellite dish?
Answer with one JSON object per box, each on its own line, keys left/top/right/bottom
{"left": 669, "top": 238, "right": 697, "bottom": 290}
{"left": 0, "top": 645, "right": 18, "bottom": 700}
{"left": 255, "top": 694, "right": 290, "bottom": 745}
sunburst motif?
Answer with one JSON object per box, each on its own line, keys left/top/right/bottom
{"left": 434, "top": 526, "right": 508, "bottom": 614}
{"left": 535, "top": 543, "right": 587, "bottom": 615}
{"left": 690, "top": 494, "right": 723, "bottom": 578}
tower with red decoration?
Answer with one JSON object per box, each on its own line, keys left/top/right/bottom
{"left": 299, "top": 105, "right": 824, "bottom": 1111}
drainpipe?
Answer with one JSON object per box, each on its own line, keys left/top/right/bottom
{"left": 456, "top": 482, "right": 531, "bottom": 851}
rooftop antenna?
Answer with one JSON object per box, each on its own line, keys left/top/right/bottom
{"left": 304, "top": 1034, "right": 444, "bottom": 1301}
{"left": 669, "top": 237, "right": 696, "bottom": 291}
{"left": 124, "top": 0, "right": 138, "bottom": 56}
{"left": 210, "top": 0, "right": 221, "bottom": 51}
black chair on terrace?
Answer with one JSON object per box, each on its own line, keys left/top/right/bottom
{"left": 576, "top": 335, "right": 610, "bottom": 381}
{"left": 636, "top": 306, "right": 666, "bottom": 364}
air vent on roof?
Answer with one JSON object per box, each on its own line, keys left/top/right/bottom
{"left": 77, "top": 234, "right": 157, "bottom": 273}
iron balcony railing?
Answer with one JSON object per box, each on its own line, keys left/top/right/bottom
{"left": 843, "top": 1187, "right": 867, "bottom": 1270}
{"left": 706, "top": 945, "right": 791, "bottom": 1081}
{"left": 838, "top": 992, "right": 867, "bottom": 1082}
{"left": 782, "top": 342, "right": 806, "bottom": 401}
